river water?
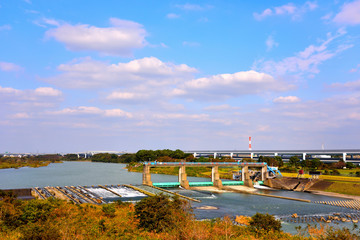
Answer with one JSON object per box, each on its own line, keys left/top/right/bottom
{"left": 0, "top": 161, "right": 358, "bottom": 234}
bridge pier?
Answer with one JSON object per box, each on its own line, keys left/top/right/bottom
{"left": 211, "top": 166, "right": 223, "bottom": 188}
{"left": 261, "top": 166, "right": 267, "bottom": 181}
{"left": 242, "top": 166, "right": 253, "bottom": 188}
{"left": 142, "top": 165, "right": 152, "bottom": 186}
{"left": 179, "top": 166, "right": 190, "bottom": 189}
{"left": 343, "top": 153, "right": 347, "bottom": 162}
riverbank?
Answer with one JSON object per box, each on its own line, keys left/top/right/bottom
{"left": 0, "top": 159, "right": 62, "bottom": 169}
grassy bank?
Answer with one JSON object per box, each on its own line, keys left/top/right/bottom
{"left": 0, "top": 159, "right": 61, "bottom": 169}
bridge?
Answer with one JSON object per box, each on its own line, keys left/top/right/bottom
{"left": 184, "top": 149, "right": 360, "bottom": 163}
{"left": 142, "top": 161, "right": 269, "bottom": 189}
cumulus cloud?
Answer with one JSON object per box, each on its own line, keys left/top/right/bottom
{"left": 254, "top": 29, "right": 352, "bottom": 77}
{"left": 266, "top": 35, "right": 278, "bottom": 51}
{"left": 44, "top": 57, "right": 197, "bottom": 89}
{"left": 46, "top": 18, "right": 147, "bottom": 56}
{"left": 50, "top": 106, "right": 132, "bottom": 118}
{"left": 0, "top": 62, "right": 22, "bottom": 72}
{"left": 34, "top": 87, "right": 62, "bottom": 97}
{"left": 273, "top": 96, "right": 300, "bottom": 103}
{"left": 333, "top": 0, "right": 360, "bottom": 25}
{"left": 171, "top": 70, "right": 294, "bottom": 100}
{"left": 254, "top": 2, "right": 318, "bottom": 21}
{"left": 0, "top": 86, "right": 62, "bottom": 99}
{"left": 106, "top": 90, "right": 151, "bottom": 103}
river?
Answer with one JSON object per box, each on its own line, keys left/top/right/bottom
{"left": 0, "top": 161, "right": 358, "bottom": 234}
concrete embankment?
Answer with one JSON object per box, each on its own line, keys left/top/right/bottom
{"left": 222, "top": 186, "right": 311, "bottom": 203}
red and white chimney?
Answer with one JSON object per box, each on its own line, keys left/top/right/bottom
{"left": 249, "top": 136, "right": 252, "bottom": 150}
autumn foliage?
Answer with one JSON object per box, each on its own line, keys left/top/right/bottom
{"left": 1, "top": 193, "right": 355, "bottom": 239}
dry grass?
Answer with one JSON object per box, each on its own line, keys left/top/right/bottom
{"left": 281, "top": 172, "right": 360, "bottom": 183}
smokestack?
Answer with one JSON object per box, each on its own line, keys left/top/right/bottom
{"left": 249, "top": 136, "right": 252, "bottom": 150}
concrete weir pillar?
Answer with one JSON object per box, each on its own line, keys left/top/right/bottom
{"left": 261, "top": 166, "right": 267, "bottom": 181}
{"left": 211, "top": 166, "right": 223, "bottom": 188}
{"left": 343, "top": 153, "right": 347, "bottom": 162}
{"left": 303, "top": 153, "right": 306, "bottom": 161}
{"left": 242, "top": 166, "right": 253, "bottom": 188}
{"left": 142, "top": 165, "right": 152, "bottom": 186}
{"left": 179, "top": 166, "right": 190, "bottom": 189}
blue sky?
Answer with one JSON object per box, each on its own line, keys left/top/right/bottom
{"left": 1, "top": 0, "right": 360, "bottom": 153}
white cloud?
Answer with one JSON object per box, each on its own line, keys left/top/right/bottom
{"left": 350, "top": 64, "right": 360, "bottom": 73}
{"left": 34, "top": 87, "right": 62, "bottom": 97}
{"left": 254, "top": 29, "right": 352, "bottom": 76}
{"left": 333, "top": 0, "right": 360, "bottom": 25}
{"left": 266, "top": 35, "right": 278, "bottom": 51}
{"left": 45, "top": 57, "right": 197, "bottom": 89}
{"left": 11, "top": 113, "right": 30, "bottom": 119}
{"left": 51, "top": 106, "right": 132, "bottom": 118}
{"left": 46, "top": 18, "right": 147, "bottom": 56}
{"left": 254, "top": 2, "right": 318, "bottom": 21}
{"left": 273, "top": 96, "right": 300, "bottom": 103}
{"left": 171, "top": 70, "right": 294, "bottom": 100}
{"left": 0, "top": 62, "right": 22, "bottom": 72}
{"left": 175, "top": 3, "right": 212, "bottom": 11}
{"left": 0, "top": 25, "right": 11, "bottom": 31}
{"left": 43, "top": 18, "right": 60, "bottom": 26}
{"left": 330, "top": 79, "right": 360, "bottom": 91}
{"left": 204, "top": 104, "right": 239, "bottom": 111}
{"left": 106, "top": 91, "right": 151, "bottom": 103}
{"left": 167, "top": 13, "right": 180, "bottom": 19}
{"left": 0, "top": 86, "right": 62, "bottom": 100}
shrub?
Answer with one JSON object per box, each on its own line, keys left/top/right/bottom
{"left": 318, "top": 226, "right": 358, "bottom": 240}
{"left": 134, "top": 194, "right": 190, "bottom": 232}
{"left": 20, "top": 223, "right": 61, "bottom": 240}
{"left": 102, "top": 203, "right": 116, "bottom": 218}
{"left": 249, "top": 213, "right": 281, "bottom": 233}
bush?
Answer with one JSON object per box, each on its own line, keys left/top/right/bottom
{"left": 102, "top": 203, "right": 116, "bottom": 218}
{"left": 134, "top": 194, "right": 190, "bottom": 232}
{"left": 20, "top": 223, "right": 61, "bottom": 240}
{"left": 249, "top": 213, "right": 281, "bottom": 233}
{"left": 319, "top": 226, "right": 358, "bottom": 240}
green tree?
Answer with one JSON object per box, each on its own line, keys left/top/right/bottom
{"left": 311, "top": 158, "right": 322, "bottom": 169}
{"left": 134, "top": 194, "right": 190, "bottom": 232}
{"left": 170, "top": 149, "right": 185, "bottom": 159}
{"left": 118, "top": 153, "right": 137, "bottom": 163}
{"left": 274, "top": 156, "right": 284, "bottom": 167}
{"left": 249, "top": 213, "right": 281, "bottom": 233}
{"left": 135, "top": 150, "right": 156, "bottom": 162}
{"left": 289, "top": 156, "right": 300, "bottom": 167}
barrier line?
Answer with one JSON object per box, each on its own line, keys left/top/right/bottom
{"left": 123, "top": 184, "right": 155, "bottom": 197}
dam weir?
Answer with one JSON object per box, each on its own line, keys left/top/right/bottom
{"left": 30, "top": 184, "right": 201, "bottom": 204}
